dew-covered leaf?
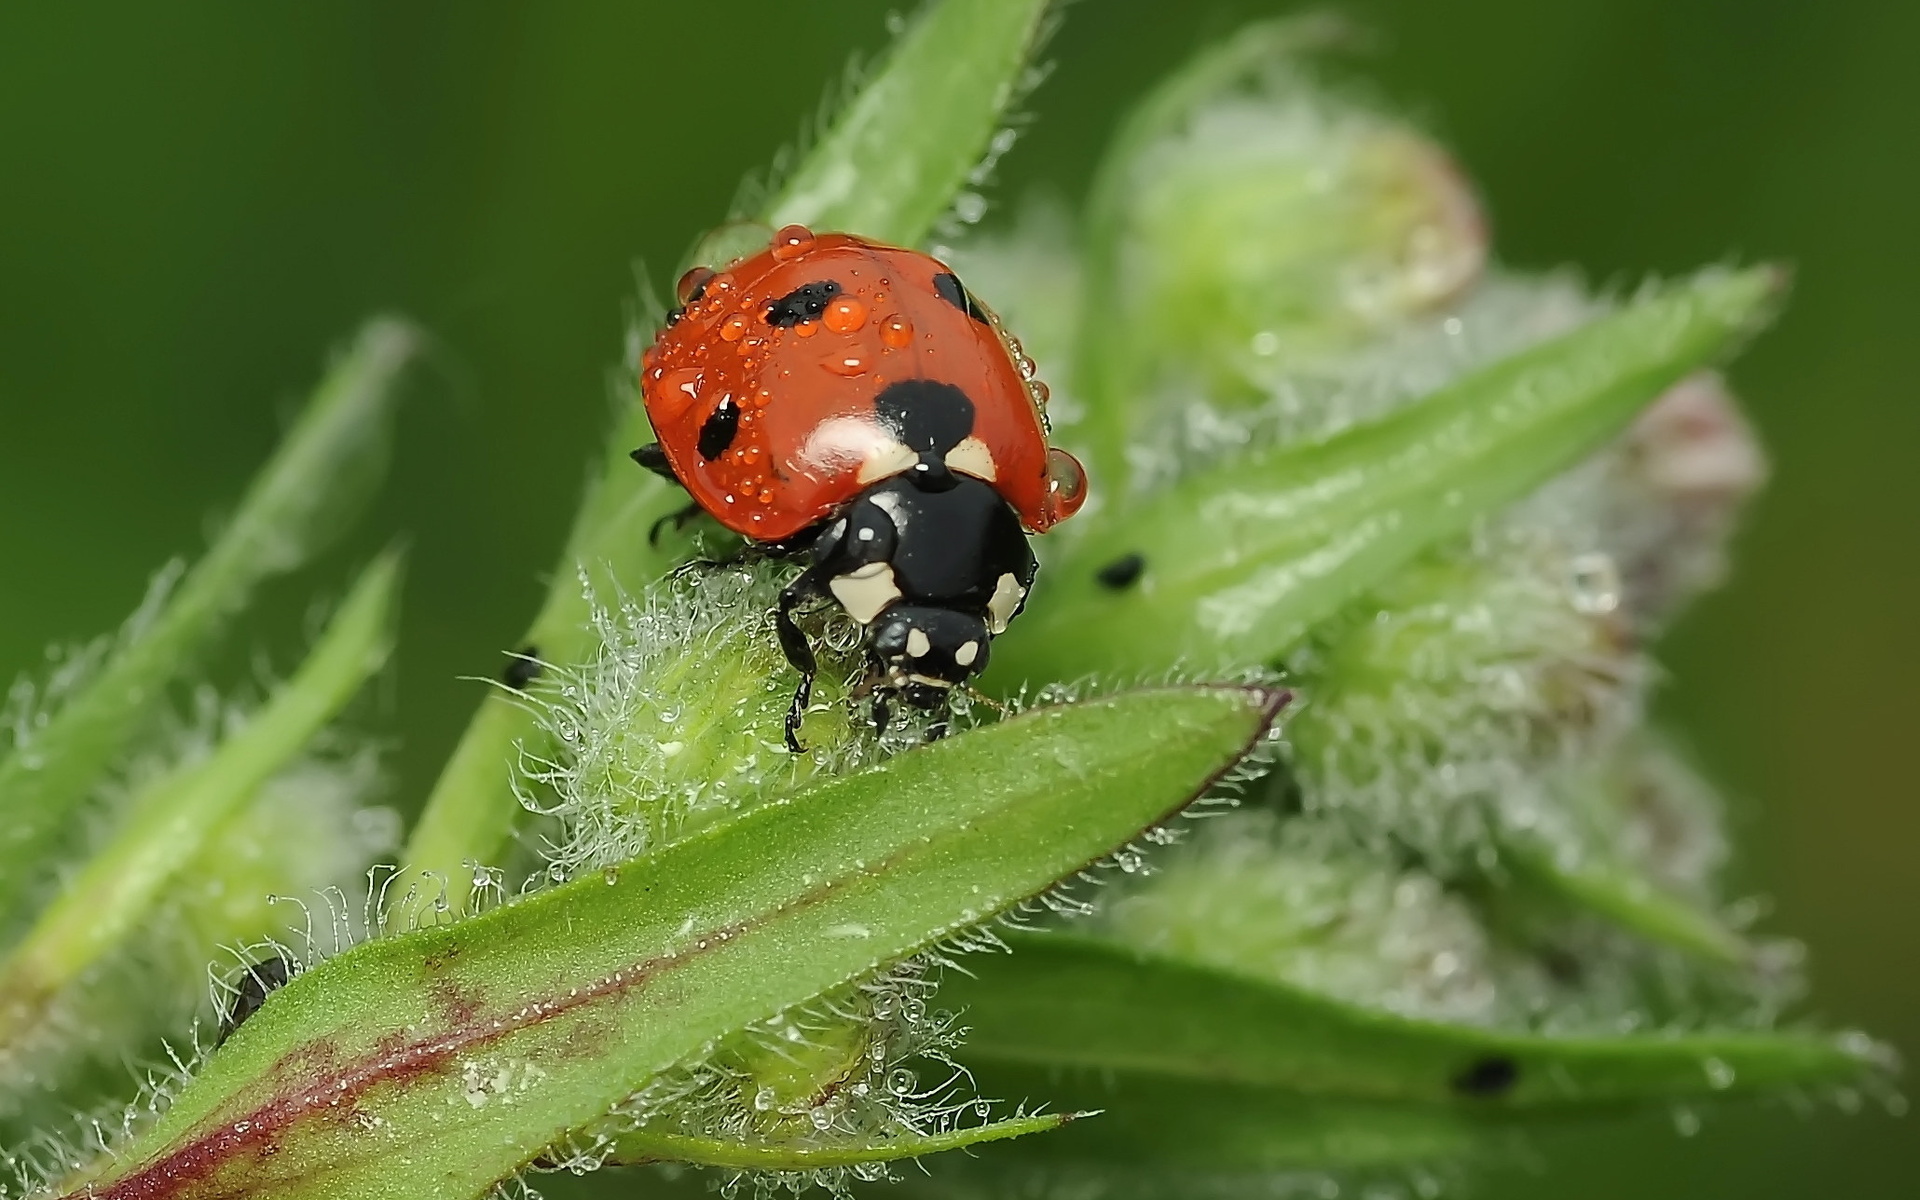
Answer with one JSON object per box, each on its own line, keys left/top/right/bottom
{"left": 71, "top": 686, "right": 1280, "bottom": 1200}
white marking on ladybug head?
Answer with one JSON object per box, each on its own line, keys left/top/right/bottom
{"left": 828, "top": 561, "right": 901, "bottom": 626}
{"left": 953, "top": 640, "right": 980, "bottom": 667}
{"left": 944, "top": 436, "right": 998, "bottom": 482}
{"left": 905, "top": 629, "right": 932, "bottom": 658}
{"left": 986, "top": 572, "right": 1026, "bottom": 635}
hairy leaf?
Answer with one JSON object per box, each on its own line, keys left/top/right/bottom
{"left": 74, "top": 686, "right": 1281, "bottom": 1200}
{"left": 996, "top": 268, "right": 1783, "bottom": 685}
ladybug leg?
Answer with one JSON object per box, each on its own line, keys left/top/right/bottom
{"left": 776, "top": 571, "right": 825, "bottom": 753}
{"left": 629, "top": 443, "right": 682, "bottom": 485}
{"left": 648, "top": 501, "right": 705, "bottom": 547}
{"left": 871, "top": 689, "right": 893, "bottom": 738}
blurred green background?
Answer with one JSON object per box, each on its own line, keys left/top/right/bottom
{"left": 0, "top": 1, "right": 1911, "bottom": 1196}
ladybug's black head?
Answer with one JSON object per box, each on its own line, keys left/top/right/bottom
{"left": 867, "top": 605, "right": 991, "bottom": 705}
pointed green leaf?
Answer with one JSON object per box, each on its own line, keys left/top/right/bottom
{"left": 761, "top": 0, "right": 1054, "bottom": 245}
{"left": 76, "top": 686, "right": 1281, "bottom": 1200}
{"left": 995, "top": 268, "right": 1783, "bottom": 685}
{"left": 942, "top": 935, "right": 1885, "bottom": 1109}
{"left": 596, "top": 1112, "right": 1074, "bottom": 1172}
{"left": 0, "top": 320, "right": 417, "bottom": 930}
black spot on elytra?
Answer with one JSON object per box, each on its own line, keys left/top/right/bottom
{"left": 502, "top": 645, "right": 542, "bottom": 690}
{"left": 932, "top": 272, "right": 989, "bottom": 324}
{"left": 873, "top": 380, "right": 976, "bottom": 460}
{"left": 766, "top": 280, "right": 842, "bottom": 326}
{"left": 218, "top": 956, "right": 292, "bottom": 1045}
{"left": 698, "top": 395, "right": 741, "bottom": 460}
{"left": 1096, "top": 552, "right": 1146, "bottom": 590}
{"left": 1451, "top": 1055, "right": 1520, "bottom": 1098}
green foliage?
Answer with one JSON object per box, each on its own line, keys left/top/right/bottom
{"left": 0, "top": 5, "right": 1892, "bottom": 1200}
{"left": 0, "top": 321, "right": 415, "bottom": 933}
{"left": 75, "top": 688, "right": 1278, "bottom": 1200}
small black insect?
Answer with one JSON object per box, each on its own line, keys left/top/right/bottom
{"left": 502, "top": 645, "right": 542, "bottom": 690}
{"left": 1096, "top": 552, "right": 1146, "bottom": 591}
{"left": 1451, "top": 1054, "right": 1520, "bottom": 1097}
{"left": 218, "top": 955, "right": 292, "bottom": 1045}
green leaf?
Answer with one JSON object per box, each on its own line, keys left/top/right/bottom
{"left": 761, "top": 0, "right": 1054, "bottom": 246}
{"left": 942, "top": 935, "right": 1884, "bottom": 1109}
{"left": 399, "top": 0, "right": 1056, "bottom": 906}
{"left": 595, "top": 1112, "right": 1074, "bottom": 1172}
{"left": 0, "top": 320, "right": 417, "bottom": 932}
{"left": 914, "top": 1073, "right": 1482, "bottom": 1181}
{"left": 76, "top": 686, "right": 1281, "bottom": 1200}
{"left": 994, "top": 267, "right": 1784, "bottom": 686}
{"left": 1499, "top": 837, "right": 1751, "bottom": 967}
{"left": 0, "top": 554, "right": 401, "bottom": 1053}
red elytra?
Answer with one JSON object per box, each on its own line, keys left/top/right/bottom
{"left": 640, "top": 228, "right": 1086, "bottom": 543}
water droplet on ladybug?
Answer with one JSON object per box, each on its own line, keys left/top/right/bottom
{"left": 879, "top": 314, "right": 914, "bottom": 348}
{"left": 823, "top": 295, "right": 869, "bottom": 333}
{"left": 675, "top": 266, "right": 716, "bottom": 305}
{"left": 1044, "top": 447, "right": 1088, "bottom": 524}
{"left": 794, "top": 320, "right": 820, "bottom": 338}
{"left": 770, "top": 224, "right": 815, "bottom": 261}
{"left": 1029, "top": 379, "right": 1051, "bottom": 406}
{"left": 719, "top": 313, "right": 750, "bottom": 342}
{"left": 655, "top": 368, "right": 705, "bottom": 421}
{"left": 824, "top": 354, "right": 868, "bottom": 377}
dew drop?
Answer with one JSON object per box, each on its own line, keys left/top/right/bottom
{"left": 823, "top": 295, "right": 869, "bottom": 333}
{"left": 1043, "top": 447, "right": 1088, "bottom": 524}
{"left": 753, "top": 1086, "right": 776, "bottom": 1112}
{"left": 808, "top": 1106, "right": 834, "bottom": 1130}
{"left": 824, "top": 354, "right": 868, "bottom": 377}
{"left": 1702, "top": 1057, "right": 1735, "bottom": 1090}
{"left": 719, "top": 313, "right": 750, "bottom": 343}
{"left": 770, "top": 224, "right": 816, "bottom": 260}
{"left": 1568, "top": 551, "right": 1622, "bottom": 615}
{"left": 793, "top": 320, "right": 819, "bottom": 338}
{"left": 887, "top": 1068, "right": 917, "bottom": 1095}
{"left": 675, "top": 266, "right": 716, "bottom": 306}
{"left": 879, "top": 314, "right": 914, "bottom": 348}
{"left": 1671, "top": 1106, "right": 1701, "bottom": 1137}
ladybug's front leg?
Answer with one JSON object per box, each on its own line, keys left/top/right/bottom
{"left": 776, "top": 569, "right": 825, "bottom": 753}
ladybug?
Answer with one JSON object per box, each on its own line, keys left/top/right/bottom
{"left": 633, "top": 225, "right": 1087, "bottom": 750}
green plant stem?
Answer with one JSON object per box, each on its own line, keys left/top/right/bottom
{"left": 0, "top": 320, "right": 415, "bottom": 932}
{"left": 0, "top": 553, "right": 400, "bottom": 1048}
